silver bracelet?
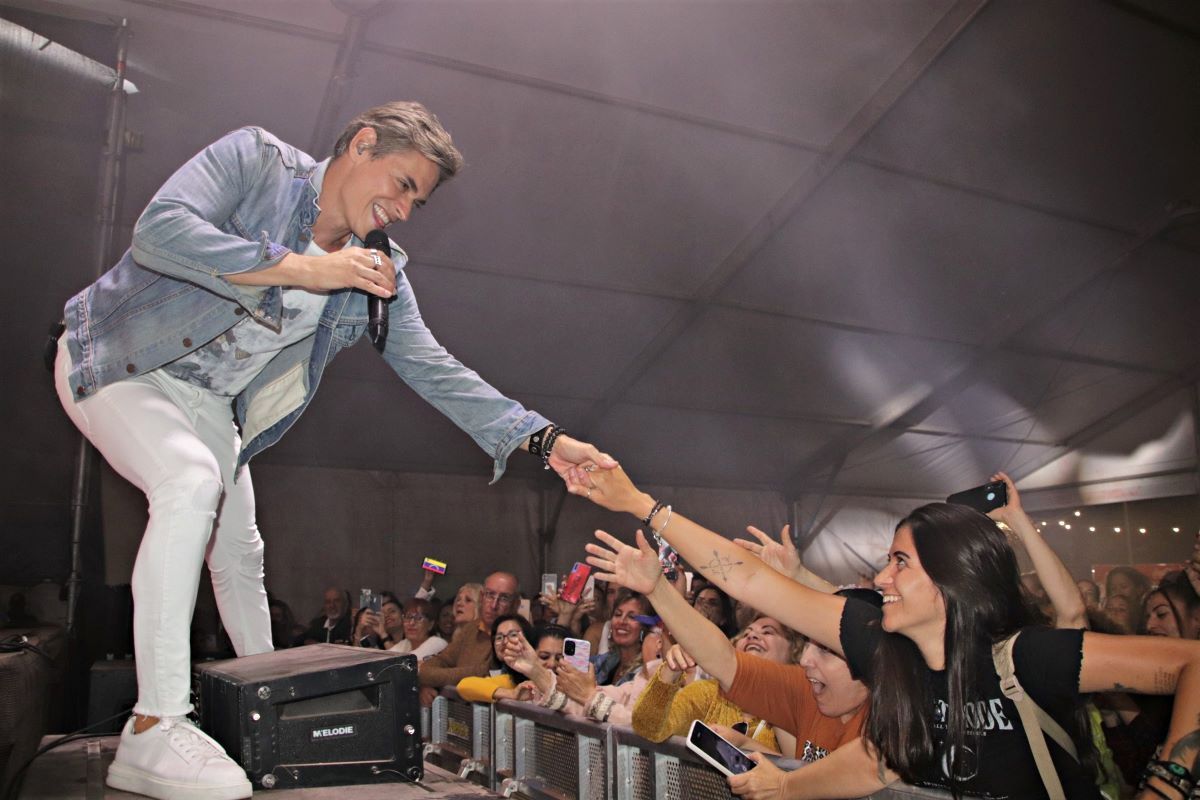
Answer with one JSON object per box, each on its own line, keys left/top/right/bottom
{"left": 651, "top": 505, "right": 673, "bottom": 541}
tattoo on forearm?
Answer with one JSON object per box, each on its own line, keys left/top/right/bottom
{"left": 1156, "top": 668, "right": 1178, "bottom": 694}
{"left": 1167, "top": 730, "right": 1200, "bottom": 776}
{"left": 704, "top": 550, "right": 744, "bottom": 583}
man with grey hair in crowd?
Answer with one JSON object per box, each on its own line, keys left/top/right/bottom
{"left": 54, "top": 101, "right": 615, "bottom": 800}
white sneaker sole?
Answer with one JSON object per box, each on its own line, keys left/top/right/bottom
{"left": 106, "top": 761, "right": 252, "bottom": 800}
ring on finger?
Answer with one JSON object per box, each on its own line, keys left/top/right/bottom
{"left": 371, "top": 250, "right": 382, "bottom": 267}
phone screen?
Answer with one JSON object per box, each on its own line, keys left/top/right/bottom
{"left": 687, "top": 721, "right": 755, "bottom": 776}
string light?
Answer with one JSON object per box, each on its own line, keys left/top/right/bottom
{"left": 1138, "top": 528, "right": 1147, "bottom": 534}
{"left": 1088, "top": 526, "right": 1096, "bottom": 532}
{"left": 1173, "top": 527, "right": 1181, "bottom": 533}
{"left": 1114, "top": 527, "right": 1121, "bottom": 533}
{"left": 1064, "top": 524, "right": 1072, "bottom": 530}
{"left": 1058, "top": 520, "right": 1066, "bottom": 526}
{"left": 1073, "top": 511, "right": 1081, "bottom": 517}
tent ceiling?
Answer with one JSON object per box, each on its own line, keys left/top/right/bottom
{"left": 9, "top": 0, "right": 1200, "bottom": 504}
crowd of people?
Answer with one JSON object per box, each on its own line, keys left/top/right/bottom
{"left": 259, "top": 470, "right": 1199, "bottom": 800}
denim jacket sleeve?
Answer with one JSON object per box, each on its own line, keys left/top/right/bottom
{"left": 381, "top": 270, "right": 551, "bottom": 483}
{"left": 129, "top": 126, "right": 291, "bottom": 313}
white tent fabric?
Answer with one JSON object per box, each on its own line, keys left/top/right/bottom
{"left": 4, "top": 0, "right": 1198, "bottom": 613}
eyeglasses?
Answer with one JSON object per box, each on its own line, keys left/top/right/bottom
{"left": 482, "top": 590, "right": 515, "bottom": 605}
{"left": 402, "top": 613, "right": 429, "bottom": 623}
{"left": 493, "top": 631, "right": 524, "bottom": 643}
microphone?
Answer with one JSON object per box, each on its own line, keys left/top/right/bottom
{"left": 364, "top": 229, "right": 390, "bottom": 352}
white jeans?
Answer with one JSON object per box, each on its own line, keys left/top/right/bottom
{"left": 55, "top": 340, "right": 273, "bottom": 717}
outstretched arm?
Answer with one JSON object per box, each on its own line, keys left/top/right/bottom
{"left": 988, "top": 472, "right": 1085, "bottom": 630}
{"left": 1079, "top": 633, "right": 1200, "bottom": 799}
{"left": 586, "top": 530, "right": 739, "bottom": 689}
{"left": 576, "top": 466, "right": 847, "bottom": 657}
{"left": 727, "top": 738, "right": 895, "bottom": 799}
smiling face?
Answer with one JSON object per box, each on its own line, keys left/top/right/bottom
{"left": 402, "top": 603, "right": 434, "bottom": 643}
{"left": 733, "top": 616, "right": 791, "bottom": 664}
{"left": 799, "top": 641, "right": 869, "bottom": 722}
{"left": 381, "top": 600, "right": 404, "bottom": 638}
{"left": 328, "top": 128, "right": 440, "bottom": 241}
{"left": 610, "top": 599, "right": 645, "bottom": 648}
{"left": 875, "top": 525, "right": 947, "bottom": 643}
{"left": 492, "top": 619, "right": 524, "bottom": 660}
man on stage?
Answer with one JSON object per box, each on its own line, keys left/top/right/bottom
{"left": 55, "top": 101, "right": 613, "bottom": 800}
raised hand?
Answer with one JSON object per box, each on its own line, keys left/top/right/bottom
{"left": 734, "top": 525, "right": 800, "bottom": 578}
{"left": 659, "top": 642, "right": 697, "bottom": 684}
{"left": 539, "top": 591, "right": 578, "bottom": 623}
{"left": 586, "top": 529, "right": 663, "bottom": 595}
{"left": 986, "top": 471, "right": 1027, "bottom": 529}
{"left": 500, "top": 633, "right": 541, "bottom": 676}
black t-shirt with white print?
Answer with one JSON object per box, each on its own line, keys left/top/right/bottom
{"left": 839, "top": 598, "right": 1100, "bottom": 800}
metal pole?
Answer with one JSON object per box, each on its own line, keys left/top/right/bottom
{"left": 308, "top": 0, "right": 387, "bottom": 158}
{"left": 66, "top": 18, "right": 131, "bottom": 635}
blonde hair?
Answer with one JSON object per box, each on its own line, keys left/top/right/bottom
{"left": 455, "top": 582, "right": 483, "bottom": 621}
{"left": 333, "top": 101, "right": 463, "bottom": 185}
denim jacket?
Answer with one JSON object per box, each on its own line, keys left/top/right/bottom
{"left": 63, "top": 126, "right": 548, "bottom": 478}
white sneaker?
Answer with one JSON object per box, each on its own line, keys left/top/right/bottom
{"left": 106, "top": 716, "right": 252, "bottom": 800}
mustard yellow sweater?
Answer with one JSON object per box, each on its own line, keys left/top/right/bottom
{"left": 631, "top": 664, "right": 777, "bottom": 752}
{"left": 456, "top": 673, "right": 516, "bottom": 703}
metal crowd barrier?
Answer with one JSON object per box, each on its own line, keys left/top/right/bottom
{"left": 425, "top": 688, "right": 953, "bottom": 800}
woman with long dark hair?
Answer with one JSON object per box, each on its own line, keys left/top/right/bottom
{"left": 572, "top": 463, "right": 1200, "bottom": 800}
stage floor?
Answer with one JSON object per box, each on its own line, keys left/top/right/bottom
{"left": 18, "top": 735, "right": 498, "bottom": 799}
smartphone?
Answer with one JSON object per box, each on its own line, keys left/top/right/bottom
{"left": 686, "top": 720, "right": 756, "bottom": 777}
{"left": 657, "top": 539, "right": 680, "bottom": 581}
{"left": 562, "top": 637, "right": 591, "bottom": 672}
{"left": 947, "top": 480, "right": 1008, "bottom": 514}
{"left": 560, "top": 562, "right": 592, "bottom": 604}
{"left": 358, "top": 588, "right": 381, "bottom": 613}
{"left": 582, "top": 574, "right": 596, "bottom": 601}
{"left": 541, "top": 573, "right": 559, "bottom": 597}
{"left": 422, "top": 557, "right": 447, "bottom": 575}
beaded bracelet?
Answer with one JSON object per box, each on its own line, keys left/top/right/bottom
{"left": 541, "top": 426, "right": 566, "bottom": 470}
{"left": 641, "top": 499, "right": 666, "bottom": 529}
{"left": 1141, "top": 760, "right": 1193, "bottom": 799}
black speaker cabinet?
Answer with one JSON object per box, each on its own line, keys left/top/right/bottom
{"left": 193, "top": 644, "right": 422, "bottom": 790}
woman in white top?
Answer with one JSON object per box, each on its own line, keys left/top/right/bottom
{"left": 390, "top": 597, "right": 447, "bottom": 661}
